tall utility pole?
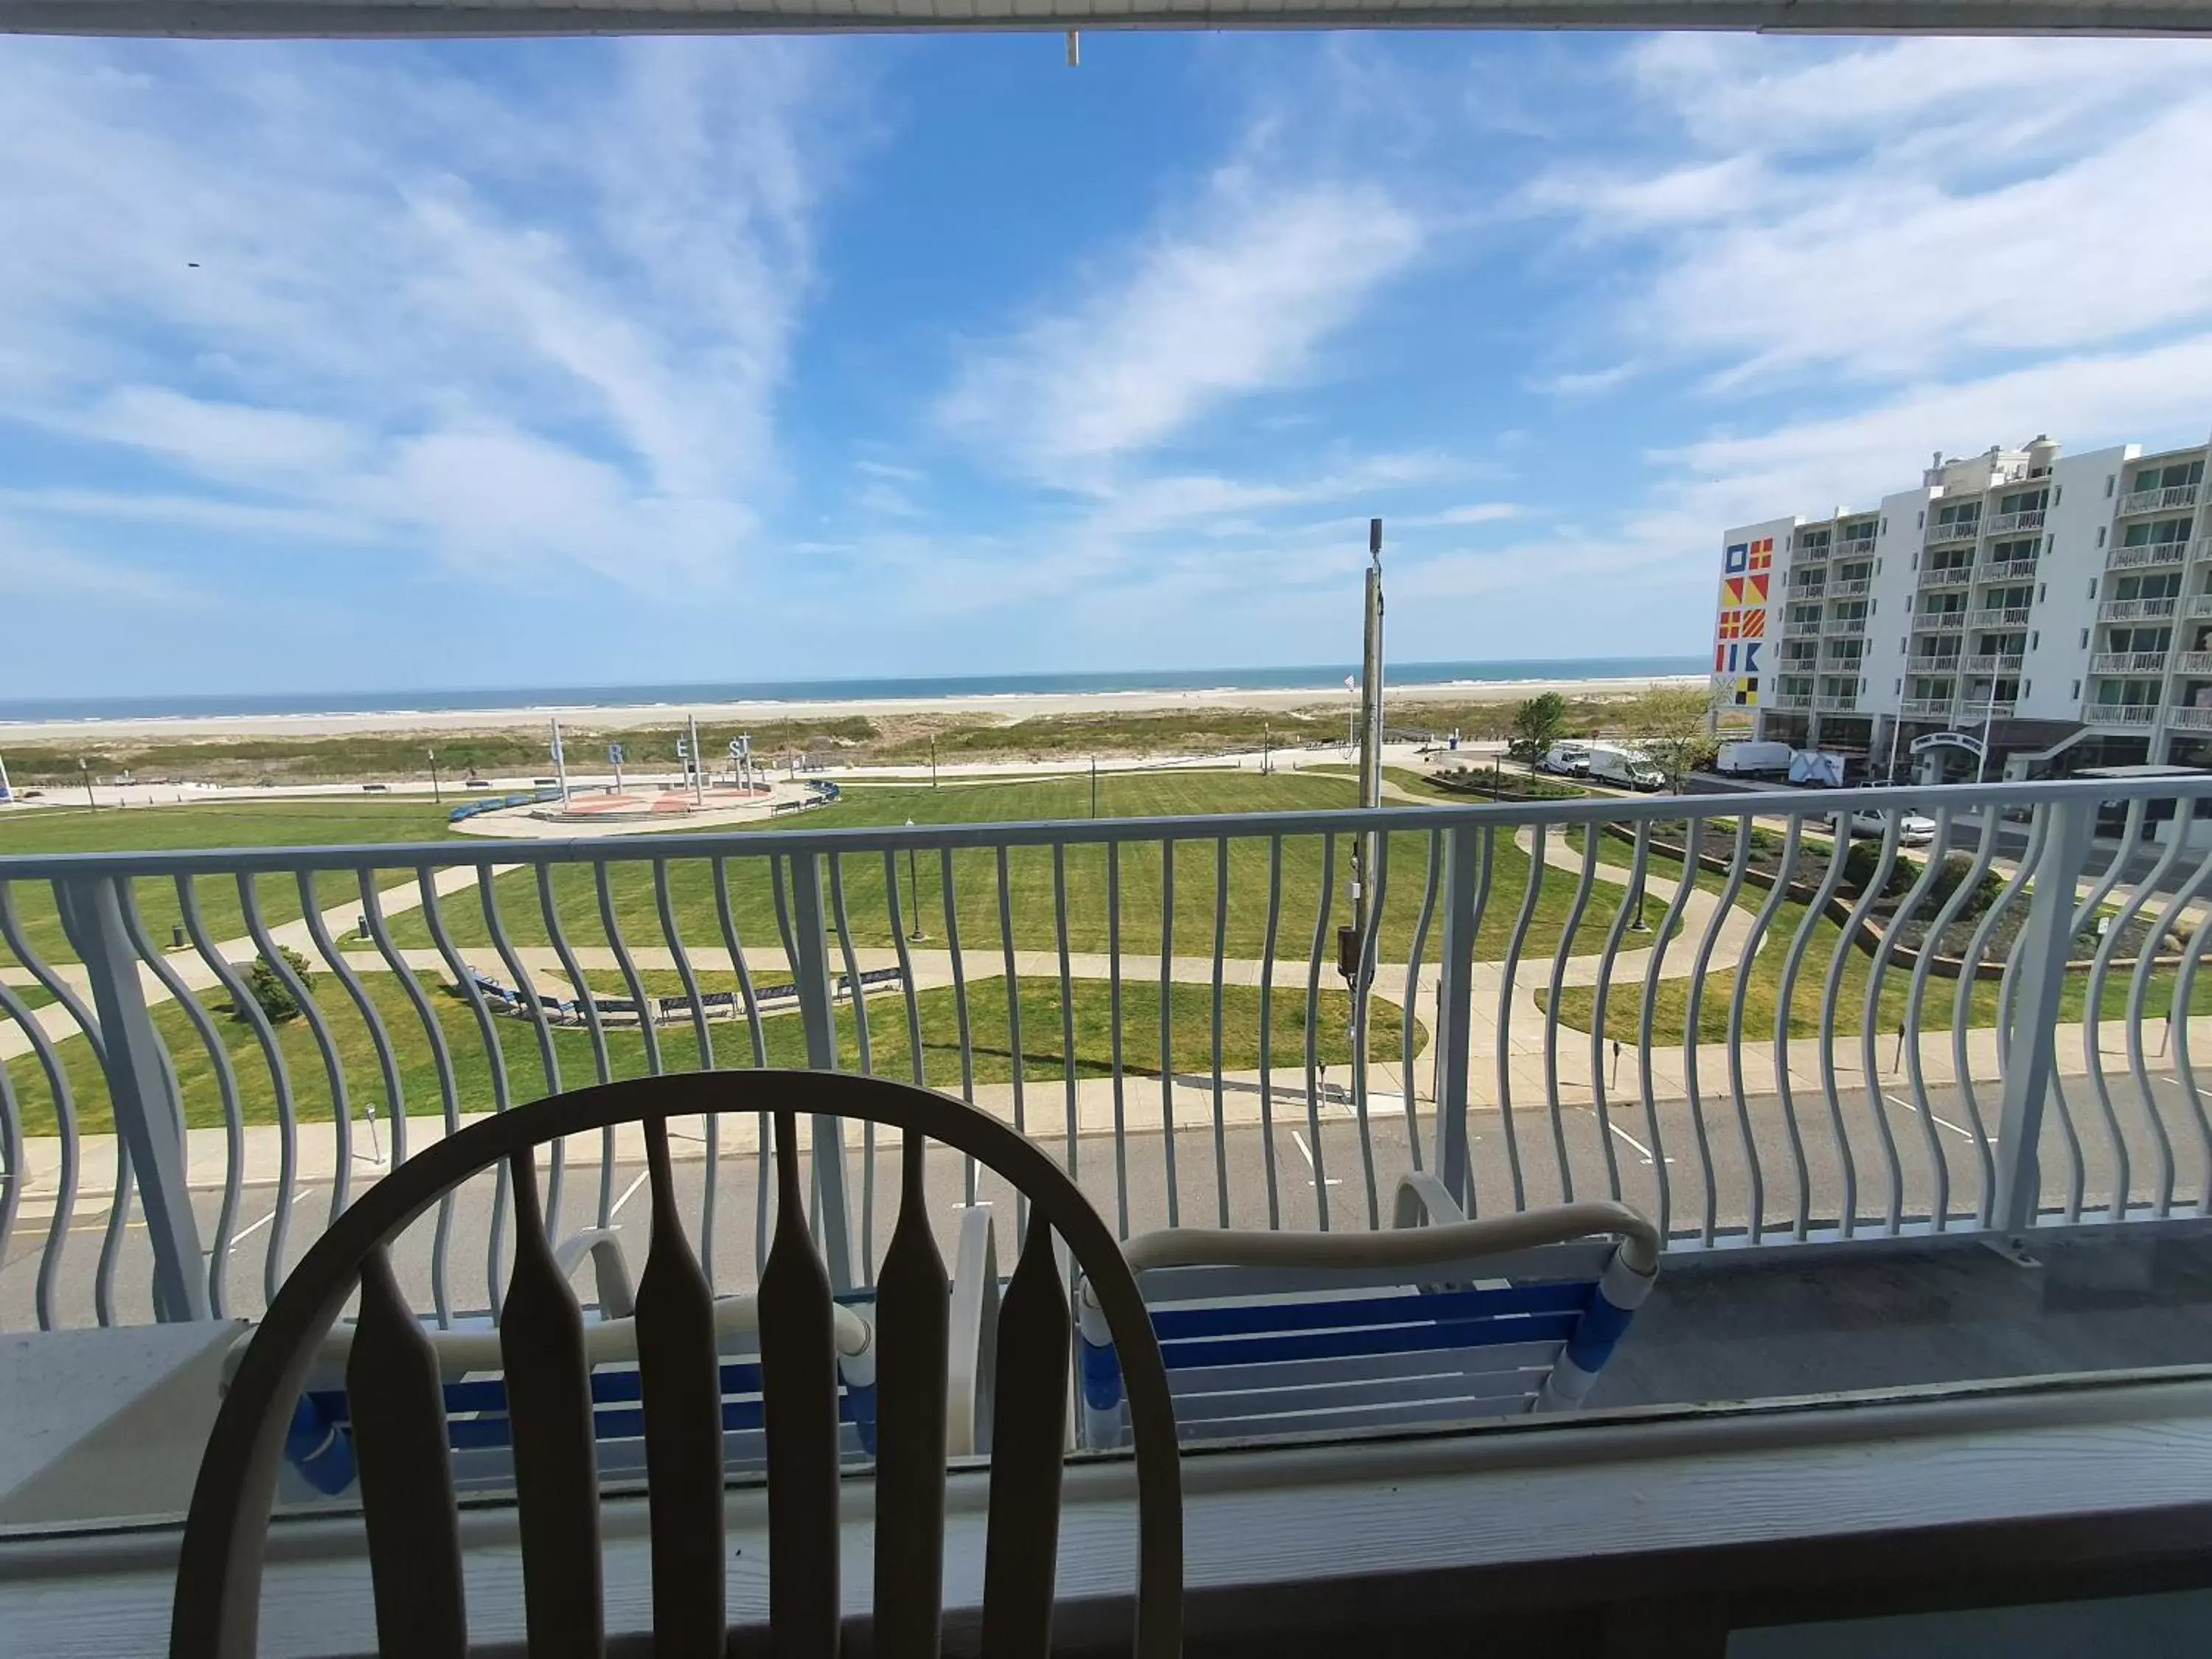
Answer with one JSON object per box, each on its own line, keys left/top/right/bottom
{"left": 549, "top": 717, "right": 571, "bottom": 810}
{"left": 1342, "top": 519, "right": 1385, "bottom": 984}
{"left": 427, "top": 747, "right": 442, "bottom": 804}
{"left": 687, "top": 712, "right": 704, "bottom": 805}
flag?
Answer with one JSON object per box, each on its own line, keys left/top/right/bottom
{"left": 1724, "top": 541, "right": 1750, "bottom": 574}
{"left": 1741, "top": 641, "right": 1761, "bottom": 675}
{"left": 1722, "top": 577, "right": 1746, "bottom": 607}
{"left": 1749, "top": 538, "right": 1774, "bottom": 571}
{"left": 1718, "top": 609, "right": 1742, "bottom": 640}
{"left": 1739, "top": 608, "right": 1766, "bottom": 639}
{"left": 1344, "top": 675, "right": 1356, "bottom": 690}
{"left": 1733, "top": 677, "right": 1759, "bottom": 706}
{"left": 1747, "top": 574, "right": 1769, "bottom": 603}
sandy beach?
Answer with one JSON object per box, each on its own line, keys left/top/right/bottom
{"left": 0, "top": 674, "right": 1701, "bottom": 743}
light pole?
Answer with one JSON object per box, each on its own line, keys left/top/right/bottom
{"left": 930, "top": 736, "right": 938, "bottom": 789}
{"left": 905, "top": 820, "right": 925, "bottom": 941}
{"left": 1091, "top": 755, "right": 1098, "bottom": 817}
{"left": 426, "top": 748, "right": 442, "bottom": 804}
{"left": 1975, "top": 678, "right": 2000, "bottom": 785}
{"left": 78, "top": 757, "right": 94, "bottom": 812}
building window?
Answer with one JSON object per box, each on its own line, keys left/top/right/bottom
{"left": 2031, "top": 631, "right": 2039, "bottom": 650}
{"left": 2107, "top": 475, "right": 2116, "bottom": 497}
{"left": 2079, "top": 628, "right": 2088, "bottom": 647}
{"left": 1895, "top": 679, "right": 1902, "bottom": 695}
{"left": 1910, "top": 552, "right": 1919, "bottom": 570}
{"left": 2098, "top": 526, "right": 2107, "bottom": 547}
{"left": 2072, "top": 679, "right": 2081, "bottom": 698}
{"left": 2023, "top": 679, "right": 2031, "bottom": 697}
{"left": 1876, "top": 557, "right": 1882, "bottom": 574}
{"left": 1881, "top": 518, "right": 1888, "bottom": 535}
{"left": 2054, "top": 485, "right": 2062, "bottom": 505}
{"left": 1916, "top": 510, "right": 1924, "bottom": 529}
{"left": 2083, "top": 580, "right": 2091, "bottom": 600}
{"left": 1860, "top": 678, "right": 1867, "bottom": 694}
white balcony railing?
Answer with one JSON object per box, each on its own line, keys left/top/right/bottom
{"left": 2118, "top": 482, "right": 2200, "bottom": 515}
{"left": 2098, "top": 597, "right": 2180, "bottom": 622}
{"left": 2086, "top": 702, "right": 2160, "bottom": 726}
{"left": 1963, "top": 653, "right": 2025, "bottom": 674}
{"left": 1918, "top": 612, "right": 1967, "bottom": 632}
{"left": 1822, "top": 613, "right": 1869, "bottom": 636}
{"left": 1783, "top": 613, "right": 1823, "bottom": 636}
{"left": 1826, "top": 577, "right": 1871, "bottom": 598}
{"left": 1813, "top": 692, "right": 1860, "bottom": 711}
{"left": 2176, "top": 652, "right": 2212, "bottom": 675}
{"left": 2169, "top": 705, "right": 2212, "bottom": 731}
{"left": 1765, "top": 690, "right": 1814, "bottom": 710}
{"left": 2192, "top": 594, "right": 2212, "bottom": 619}
{"left": 1978, "top": 557, "right": 2039, "bottom": 584}
{"left": 1897, "top": 697, "right": 1955, "bottom": 718}
{"left": 1924, "top": 518, "right": 1980, "bottom": 546}
{"left": 1919, "top": 564, "right": 1974, "bottom": 587}
{"left": 1792, "top": 540, "right": 1830, "bottom": 560}
{"left": 2090, "top": 650, "right": 2171, "bottom": 675}
{"left": 1982, "top": 508, "right": 2046, "bottom": 536}
{"left": 2107, "top": 542, "right": 2188, "bottom": 571}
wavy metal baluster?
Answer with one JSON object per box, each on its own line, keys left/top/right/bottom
{"left": 0, "top": 1034, "right": 19, "bottom": 1329}
{"left": 1107, "top": 841, "right": 1127, "bottom": 1236}
{"left": 240, "top": 872, "right": 353, "bottom": 1220}
{"left": 720, "top": 855, "right": 779, "bottom": 1281}
{"left": 1402, "top": 830, "right": 1441, "bottom": 1175}
{"left": 827, "top": 855, "right": 875, "bottom": 1278}
{"left": 1860, "top": 810, "right": 1952, "bottom": 1237}
{"left": 420, "top": 868, "right": 514, "bottom": 1318}
{"left": 176, "top": 875, "right": 296, "bottom": 1308}
{"left": 2043, "top": 800, "right": 2145, "bottom": 1224}
{"left": 1453, "top": 825, "right": 1498, "bottom": 1220}
{"left": 597, "top": 862, "right": 661, "bottom": 1077}
{"left": 1635, "top": 815, "right": 1702, "bottom": 1244}
{"left": 1052, "top": 845, "right": 1077, "bottom": 1184}
{"left": 1681, "top": 818, "right": 1753, "bottom": 1246}
{"left": 1492, "top": 824, "right": 1547, "bottom": 1215}
{"left": 484, "top": 864, "right": 564, "bottom": 1233}
{"left": 1349, "top": 832, "right": 1388, "bottom": 1228}
{"left": 2131, "top": 815, "right": 2212, "bottom": 1217}
{"left": 1257, "top": 834, "right": 1284, "bottom": 1229}
{"left": 35, "top": 883, "right": 133, "bottom": 1326}
{"left": 2081, "top": 813, "right": 2185, "bottom": 1221}
{"left": 1954, "top": 807, "right": 2047, "bottom": 1227}
{"left": 1772, "top": 820, "right": 1851, "bottom": 1241}
{"left": 2171, "top": 860, "right": 2212, "bottom": 1215}
{"left": 120, "top": 877, "right": 244, "bottom": 1317}
{"left": 942, "top": 846, "right": 977, "bottom": 1207}
{"left": 1587, "top": 821, "right": 1649, "bottom": 1206}
{"left": 1905, "top": 810, "right": 2001, "bottom": 1232}
{"left": 298, "top": 870, "right": 408, "bottom": 1217}
{"left": 347, "top": 1247, "right": 466, "bottom": 1658}
{"left": 994, "top": 845, "right": 1029, "bottom": 1238}
{"left": 636, "top": 1108, "right": 725, "bottom": 1658}
{"left": 1303, "top": 832, "right": 1336, "bottom": 1230}
{"left": 540, "top": 865, "right": 614, "bottom": 1233}
{"left": 1211, "top": 837, "right": 1231, "bottom": 1225}
{"left": 882, "top": 851, "right": 927, "bottom": 1093}
{"left": 874, "top": 1124, "right": 948, "bottom": 1658}
{"left": 657, "top": 858, "right": 720, "bottom": 1285}
{"left": 1543, "top": 827, "right": 1602, "bottom": 1207}
{"left": 980, "top": 1214, "right": 1073, "bottom": 1655}
{"left": 1820, "top": 817, "right": 1902, "bottom": 1238}
{"left": 358, "top": 872, "right": 462, "bottom": 1324}
{"left": 1158, "top": 836, "right": 1179, "bottom": 1228}
{"left": 1728, "top": 817, "right": 1799, "bottom": 1244}
{"left": 758, "top": 1110, "right": 840, "bottom": 1654}
{"left": 0, "top": 883, "right": 79, "bottom": 1330}
{"left": 500, "top": 1148, "right": 603, "bottom": 1656}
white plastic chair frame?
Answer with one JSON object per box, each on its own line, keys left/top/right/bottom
{"left": 170, "top": 1069, "right": 1183, "bottom": 1659}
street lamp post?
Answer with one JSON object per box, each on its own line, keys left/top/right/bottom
{"left": 78, "top": 757, "right": 94, "bottom": 812}
{"left": 930, "top": 736, "right": 938, "bottom": 789}
{"left": 426, "top": 748, "right": 442, "bottom": 804}
{"left": 904, "top": 821, "right": 925, "bottom": 941}
{"left": 1091, "top": 755, "right": 1098, "bottom": 817}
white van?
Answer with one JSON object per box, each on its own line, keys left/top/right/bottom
{"left": 1714, "top": 740, "right": 1795, "bottom": 778}
{"left": 1540, "top": 741, "right": 1590, "bottom": 776}
{"left": 1586, "top": 744, "right": 1667, "bottom": 792}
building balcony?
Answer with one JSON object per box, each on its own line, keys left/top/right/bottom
{"left": 7, "top": 784, "right": 2212, "bottom": 1655}
{"left": 2098, "top": 597, "right": 2180, "bottom": 622}
{"left": 1765, "top": 689, "right": 1814, "bottom": 710}
{"left": 2168, "top": 704, "right": 2212, "bottom": 731}
{"left": 1924, "top": 520, "right": 1981, "bottom": 546}
{"left": 1836, "top": 533, "right": 1877, "bottom": 554}
{"left": 1916, "top": 612, "right": 1967, "bottom": 633}
{"left": 1897, "top": 696, "right": 1955, "bottom": 719}
{"left": 2107, "top": 542, "right": 2188, "bottom": 571}
{"left": 1821, "top": 613, "right": 1869, "bottom": 636}
{"left": 1962, "top": 653, "right": 2025, "bottom": 674}
{"left": 1826, "top": 577, "right": 1871, "bottom": 597}
{"left": 1791, "top": 540, "right": 1830, "bottom": 560}
{"left": 1786, "top": 580, "right": 1826, "bottom": 599}
{"left": 1978, "top": 557, "right": 2039, "bottom": 584}
{"left": 1978, "top": 606, "right": 2034, "bottom": 627}
{"left": 1919, "top": 565, "right": 1975, "bottom": 588}
{"left": 1782, "top": 613, "right": 1823, "bottom": 637}
{"left": 2191, "top": 594, "right": 2212, "bottom": 619}
{"left": 2085, "top": 702, "right": 2159, "bottom": 726}
{"left": 2090, "top": 650, "right": 2171, "bottom": 675}
{"left": 1983, "top": 507, "right": 2046, "bottom": 536}
{"left": 2118, "top": 481, "right": 2200, "bottom": 515}
{"left": 2177, "top": 652, "right": 2212, "bottom": 675}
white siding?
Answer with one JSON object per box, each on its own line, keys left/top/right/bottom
{"left": 2023, "top": 445, "right": 2133, "bottom": 722}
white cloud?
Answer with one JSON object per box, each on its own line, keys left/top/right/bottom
{"left": 937, "top": 166, "right": 1423, "bottom": 479}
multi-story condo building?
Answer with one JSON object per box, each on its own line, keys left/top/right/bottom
{"left": 1712, "top": 433, "right": 2212, "bottom": 779}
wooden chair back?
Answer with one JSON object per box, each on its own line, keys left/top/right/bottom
{"left": 169, "top": 1070, "right": 1182, "bottom": 1658}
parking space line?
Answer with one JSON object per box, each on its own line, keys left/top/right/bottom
{"left": 1288, "top": 1130, "right": 1340, "bottom": 1186}
{"left": 1884, "top": 1092, "right": 1977, "bottom": 1142}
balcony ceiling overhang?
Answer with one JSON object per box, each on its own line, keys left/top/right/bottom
{"left": 8, "top": 0, "right": 2212, "bottom": 38}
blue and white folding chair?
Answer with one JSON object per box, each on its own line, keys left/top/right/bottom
{"left": 1076, "top": 1176, "right": 1658, "bottom": 1450}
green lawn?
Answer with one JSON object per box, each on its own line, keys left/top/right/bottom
{"left": 7, "top": 964, "right": 1405, "bottom": 1138}
{"left": 0, "top": 799, "right": 463, "bottom": 969}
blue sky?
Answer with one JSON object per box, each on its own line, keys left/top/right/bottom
{"left": 8, "top": 30, "right": 2212, "bottom": 697}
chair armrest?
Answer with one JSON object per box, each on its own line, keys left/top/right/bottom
{"left": 1119, "top": 1199, "right": 1660, "bottom": 1278}
{"left": 1391, "top": 1172, "right": 1468, "bottom": 1230}
{"left": 550, "top": 1228, "right": 635, "bottom": 1319}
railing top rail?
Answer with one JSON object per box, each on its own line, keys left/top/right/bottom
{"left": 7, "top": 776, "right": 2212, "bottom": 880}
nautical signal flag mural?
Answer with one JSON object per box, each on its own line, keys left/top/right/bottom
{"left": 1733, "top": 677, "right": 1759, "bottom": 706}
{"left": 1713, "top": 641, "right": 1762, "bottom": 676}
{"left": 1720, "top": 574, "right": 1769, "bottom": 608}
{"left": 1722, "top": 537, "right": 1775, "bottom": 576}
{"left": 1716, "top": 606, "right": 1766, "bottom": 641}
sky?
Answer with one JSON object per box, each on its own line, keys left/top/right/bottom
{"left": 7, "top": 29, "right": 2212, "bottom": 698}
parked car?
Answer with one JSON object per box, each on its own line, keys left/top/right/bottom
{"left": 1831, "top": 809, "right": 1938, "bottom": 846}
{"left": 1585, "top": 744, "right": 1667, "bottom": 792}
{"left": 1539, "top": 741, "right": 1590, "bottom": 776}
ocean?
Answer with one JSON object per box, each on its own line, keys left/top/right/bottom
{"left": 0, "top": 657, "right": 1705, "bottom": 724}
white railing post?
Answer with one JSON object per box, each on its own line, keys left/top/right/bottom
{"left": 787, "top": 851, "right": 857, "bottom": 1291}
{"left": 1990, "top": 801, "right": 2096, "bottom": 1242}
{"left": 1430, "top": 824, "right": 1478, "bottom": 1208}
{"left": 61, "top": 876, "right": 209, "bottom": 1322}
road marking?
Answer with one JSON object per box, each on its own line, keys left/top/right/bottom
{"left": 229, "top": 1208, "right": 277, "bottom": 1251}
{"left": 1604, "top": 1121, "right": 1670, "bottom": 1166}
{"left": 1288, "top": 1130, "right": 1340, "bottom": 1186}
{"left": 1884, "top": 1093, "right": 1977, "bottom": 1142}
{"left": 608, "top": 1167, "right": 652, "bottom": 1222}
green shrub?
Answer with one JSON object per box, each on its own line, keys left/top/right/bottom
{"left": 244, "top": 947, "right": 313, "bottom": 1023}
{"left": 1841, "top": 840, "right": 1913, "bottom": 899}
{"left": 1923, "top": 852, "right": 2003, "bottom": 918}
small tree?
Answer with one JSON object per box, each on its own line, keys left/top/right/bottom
{"left": 1629, "top": 687, "right": 1719, "bottom": 792}
{"left": 1507, "top": 692, "right": 1569, "bottom": 762}
{"left": 246, "top": 947, "right": 313, "bottom": 1023}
